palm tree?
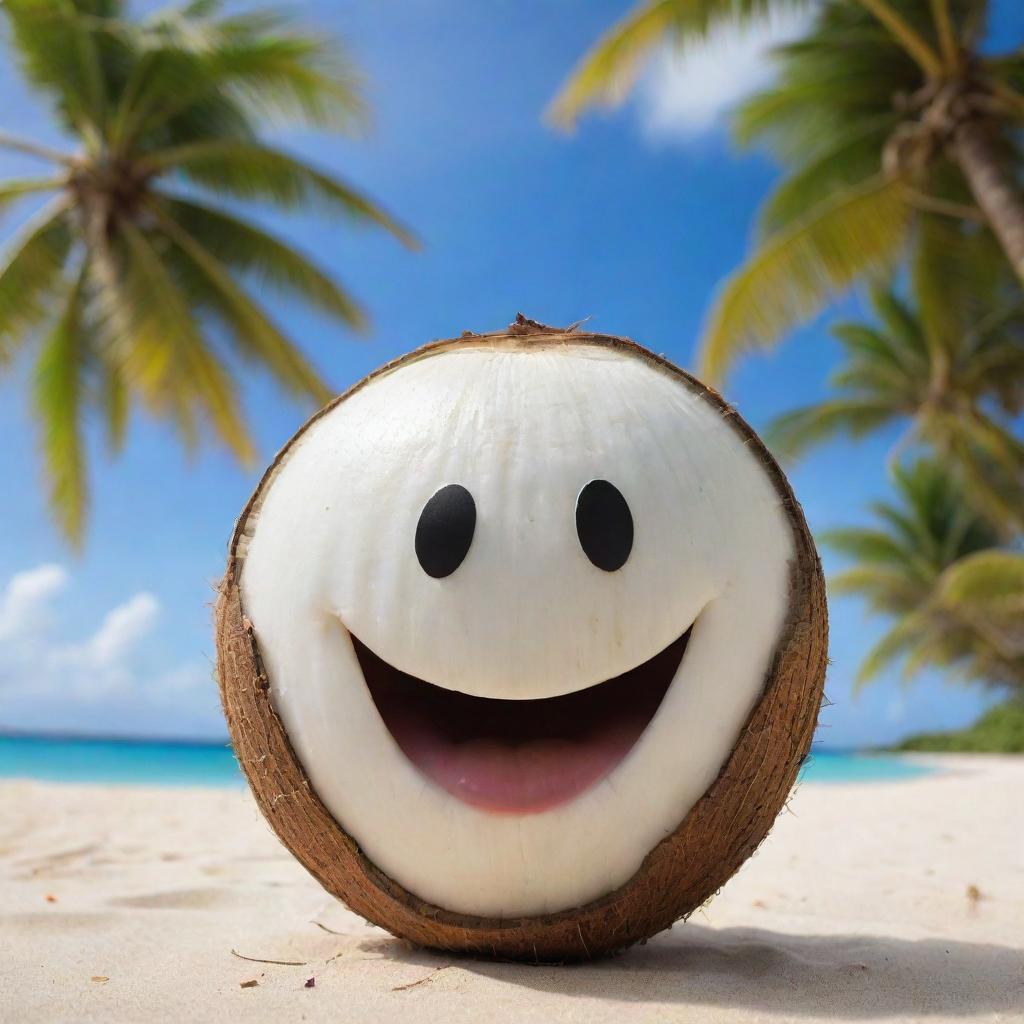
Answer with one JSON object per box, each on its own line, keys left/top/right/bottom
{"left": 824, "top": 459, "right": 1024, "bottom": 690}
{"left": 936, "top": 549, "right": 1024, "bottom": 669}
{"left": 0, "top": 0, "right": 415, "bottom": 544}
{"left": 766, "top": 281, "right": 1024, "bottom": 529}
{"left": 550, "top": 0, "right": 1024, "bottom": 382}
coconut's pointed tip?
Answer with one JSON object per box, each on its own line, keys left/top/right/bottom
{"left": 508, "top": 313, "right": 556, "bottom": 335}
{"left": 507, "top": 313, "right": 593, "bottom": 336}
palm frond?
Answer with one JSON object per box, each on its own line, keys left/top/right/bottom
{"left": 110, "top": 13, "right": 367, "bottom": 146}
{"left": 150, "top": 206, "right": 331, "bottom": 405}
{"left": 32, "top": 269, "right": 89, "bottom": 547}
{"left": 145, "top": 139, "right": 417, "bottom": 247}
{"left": 956, "top": 413, "right": 1024, "bottom": 475}
{"left": 824, "top": 302, "right": 929, "bottom": 411}
{"left": 910, "top": 211, "right": 1008, "bottom": 351}
{"left": 820, "top": 526, "right": 919, "bottom": 568}
{"left": 830, "top": 321, "right": 912, "bottom": 370}
{"left": 95, "top": 350, "right": 130, "bottom": 453}
{"left": 964, "top": 336, "right": 1024, "bottom": 414}
{"left": 937, "top": 550, "right": 1024, "bottom": 660}
{"left": 547, "top": 1, "right": 685, "bottom": 128}
{"left": 0, "top": 131, "right": 75, "bottom": 165}
{"left": 116, "top": 220, "right": 255, "bottom": 462}
{"left": 699, "top": 175, "right": 912, "bottom": 382}
{"left": 4, "top": 0, "right": 112, "bottom": 139}
{"left": 826, "top": 559, "right": 910, "bottom": 589}
{"left": 825, "top": 456, "right": 1018, "bottom": 688}
{"left": 945, "top": 431, "right": 1024, "bottom": 534}
{"left": 0, "top": 176, "right": 68, "bottom": 219}
{"left": 855, "top": 0, "right": 942, "bottom": 76}
{"left": 869, "top": 286, "right": 927, "bottom": 355}
{"left": 0, "top": 199, "right": 74, "bottom": 360}
{"left": 930, "top": 0, "right": 958, "bottom": 65}
{"left": 756, "top": 117, "right": 894, "bottom": 236}
{"left": 888, "top": 458, "right": 992, "bottom": 558}
{"left": 855, "top": 610, "right": 932, "bottom": 687}
{"left": 154, "top": 193, "right": 366, "bottom": 329}
{"left": 548, "top": 0, "right": 808, "bottom": 128}
{"left": 939, "top": 550, "right": 1024, "bottom": 607}
{"left": 765, "top": 398, "right": 896, "bottom": 460}
{"left": 731, "top": 18, "right": 919, "bottom": 161}
{"left": 826, "top": 567, "right": 924, "bottom": 612}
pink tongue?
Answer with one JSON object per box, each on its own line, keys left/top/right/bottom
{"left": 388, "top": 713, "right": 644, "bottom": 814}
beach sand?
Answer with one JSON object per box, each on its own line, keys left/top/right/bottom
{"left": 2, "top": 755, "right": 1021, "bottom": 1023}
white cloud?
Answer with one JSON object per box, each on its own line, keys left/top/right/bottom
{"left": 0, "top": 563, "right": 69, "bottom": 642}
{"left": 0, "top": 565, "right": 217, "bottom": 733}
{"left": 634, "top": 10, "right": 811, "bottom": 143}
{"left": 4, "top": 583, "right": 161, "bottom": 702}
{"left": 75, "top": 592, "right": 161, "bottom": 669}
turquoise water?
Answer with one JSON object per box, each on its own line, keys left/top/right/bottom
{"left": 0, "top": 734, "right": 932, "bottom": 787}
{"left": 0, "top": 735, "right": 245, "bottom": 787}
{"left": 800, "top": 748, "right": 933, "bottom": 783}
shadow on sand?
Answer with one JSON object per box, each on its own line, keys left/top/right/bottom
{"left": 408, "top": 924, "right": 1023, "bottom": 1019}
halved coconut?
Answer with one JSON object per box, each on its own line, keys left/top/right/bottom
{"left": 216, "top": 317, "right": 827, "bottom": 961}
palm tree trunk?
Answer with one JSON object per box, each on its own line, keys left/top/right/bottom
{"left": 951, "top": 118, "right": 1024, "bottom": 283}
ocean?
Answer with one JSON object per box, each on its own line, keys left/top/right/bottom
{"left": 0, "top": 734, "right": 933, "bottom": 787}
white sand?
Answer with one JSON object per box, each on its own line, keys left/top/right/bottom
{"left": 1, "top": 755, "right": 1022, "bottom": 1023}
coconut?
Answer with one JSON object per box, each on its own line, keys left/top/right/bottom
{"left": 216, "top": 317, "right": 827, "bottom": 962}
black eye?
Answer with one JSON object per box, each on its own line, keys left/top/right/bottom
{"left": 576, "top": 480, "right": 633, "bottom": 572}
{"left": 415, "top": 484, "right": 476, "bottom": 579}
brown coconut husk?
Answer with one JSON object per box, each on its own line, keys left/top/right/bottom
{"left": 215, "top": 317, "right": 828, "bottom": 963}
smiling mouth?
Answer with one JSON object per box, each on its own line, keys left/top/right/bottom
{"left": 350, "top": 627, "right": 692, "bottom": 815}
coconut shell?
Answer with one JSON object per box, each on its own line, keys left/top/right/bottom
{"left": 215, "top": 318, "right": 828, "bottom": 962}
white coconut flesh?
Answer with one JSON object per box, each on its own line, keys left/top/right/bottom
{"left": 240, "top": 340, "right": 794, "bottom": 918}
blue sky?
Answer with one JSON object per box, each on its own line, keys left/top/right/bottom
{"left": 0, "top": 1, "right": 1018, "bottom": 745}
